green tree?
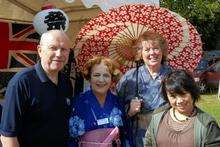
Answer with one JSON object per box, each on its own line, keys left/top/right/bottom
{"left": 160, "top": 0, "right": 220, "bottom": 51}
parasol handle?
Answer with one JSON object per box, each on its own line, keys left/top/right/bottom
{"left": 135, "top": 59, "right": 143, "bottom": 99}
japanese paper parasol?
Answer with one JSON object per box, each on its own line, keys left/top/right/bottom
{"left": 74, "top": 4, "right": 202, "bottom": 73}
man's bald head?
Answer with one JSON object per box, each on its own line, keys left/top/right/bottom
{"left": 38, "top": 30, "right": 71, "bottom": 76}
{"left": 39, "top": 30, "right": 71, "bottom": 48}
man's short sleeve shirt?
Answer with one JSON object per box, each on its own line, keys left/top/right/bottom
{"left": 0, "top": 62, "right": 73, "bottom": 147}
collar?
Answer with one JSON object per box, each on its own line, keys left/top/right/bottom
{"left": 35, "top": 61, "right": 50, "bottom": 83}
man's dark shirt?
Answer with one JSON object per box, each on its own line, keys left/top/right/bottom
{"left": 0, "top": 61, "right": 73, "bottom": 147}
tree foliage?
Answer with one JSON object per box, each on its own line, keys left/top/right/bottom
{"left": 160, "top": 0, "right": 220, "bottom": 50}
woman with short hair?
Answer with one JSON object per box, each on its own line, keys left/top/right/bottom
{"left": 145, "top": 69, "right": 220, "bottom": 147}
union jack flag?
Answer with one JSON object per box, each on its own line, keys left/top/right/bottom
{"left": 0, "top": 20, "right": 39, "bottom": 95}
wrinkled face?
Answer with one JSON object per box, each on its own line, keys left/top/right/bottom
{"left": 90, "top": 62, "right": 112, "bottom": 97}
{"left": 141, "top": 40, "right": 163, "bottom": 68}
{"left": 167, "top": 91, "right": 194, "bottom": 115}
{"left": 38, "top": 33, "right": 70, "bottom": 74}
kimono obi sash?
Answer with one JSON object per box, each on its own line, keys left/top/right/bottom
{"left": 79, "top": 127, "right": 121, "bottom": 147}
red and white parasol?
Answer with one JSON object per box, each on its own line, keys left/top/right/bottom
{"left": 74, "top": 4, "right": 202, "bottom": 73}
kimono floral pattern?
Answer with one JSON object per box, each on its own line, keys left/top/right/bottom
{"left": 109, "top": 107, "right": 123, "bottom": 127}
{"left": 69, "top": 107, "right": 123, "bottom": 137}
{"left": 69, "top": 116, "right": 85, "bottom": 137}
{"left": 69, "top": 90, "right": 124, "bottom": 139}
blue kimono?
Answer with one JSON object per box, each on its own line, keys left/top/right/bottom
{"left": 69, "top": 89, "right": 124, "bottom": 146}
{"left": 116, "top": 64, "right": 171, "bottom": 147}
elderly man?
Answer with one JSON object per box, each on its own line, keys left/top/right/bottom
{"left": 0, "top": 30, "right": 73, "bottom": 147}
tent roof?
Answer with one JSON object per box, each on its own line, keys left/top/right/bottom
{"left": 0, "top": 0, "right": 100, "bottom": 23}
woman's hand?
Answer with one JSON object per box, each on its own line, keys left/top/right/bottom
{"left": 128, "top": 98, "right": 143, "bottom": 117}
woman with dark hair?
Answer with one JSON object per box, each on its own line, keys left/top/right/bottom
{"left": 68, "top": 56, "right": 124, "bottom": 146}
{"left": 145, "top": 69, "right": 220, "bottom": 147}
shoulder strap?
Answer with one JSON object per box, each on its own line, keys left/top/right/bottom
{"left": 194, "top": 108, "right": 216, "bottom": 147}
{"left": 148, "top": 110, "right": 166, "bottom": 146}
{"left": 152, "top": 111, "right": 166, "bottom": 136}
{"left": 194, "top": 117, "right": 206, "bottom": 147}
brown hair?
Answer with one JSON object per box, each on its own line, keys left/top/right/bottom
{"left": 83, "top": 56, "right": 118, "bottom": 81}
{"left": 138, "top": 30, "right": 168, "bottom": 64}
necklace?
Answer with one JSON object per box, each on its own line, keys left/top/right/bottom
{"left": 173, "top": 108, "right": 194, "bottom": 122}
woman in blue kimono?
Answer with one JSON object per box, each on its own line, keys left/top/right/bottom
{"left": 116, "top": 31, "right": 171, "bottom": 147}
{"left": 69, "top": 56, "right": 124, "bottom": 146}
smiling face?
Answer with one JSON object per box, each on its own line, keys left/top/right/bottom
{"left": 167, "top": 91, "right": 194, "bottom": 115}
{"left": 38, "top": 30, "right": 70, "bottom": 74}
{"left": 141, "top": 40, "right": 163, "bottom": 69}
{"left": 90, "top": 61, "right": 112, "bottom": 98}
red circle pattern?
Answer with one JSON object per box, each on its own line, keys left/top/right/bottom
{"left": 74, "top": 4, "right": 202, "bottom": 73}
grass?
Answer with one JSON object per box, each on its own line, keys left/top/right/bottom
{"left": 197, "top": 93, "right": 220, "bottom": 125}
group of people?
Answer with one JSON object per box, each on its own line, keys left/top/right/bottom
{"left": 0, "top": 29, "right": 219, "bottom": 147}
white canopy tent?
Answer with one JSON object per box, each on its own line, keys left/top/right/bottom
{"left": 0, "top": 0, "right": 101, "bottom": 44}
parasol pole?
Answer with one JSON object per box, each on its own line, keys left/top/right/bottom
{"left": 132, "top": 59, "right": 144, "bottom": 146}
{"left": 135, "top": 59, "right": 143, "bottom": 99}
